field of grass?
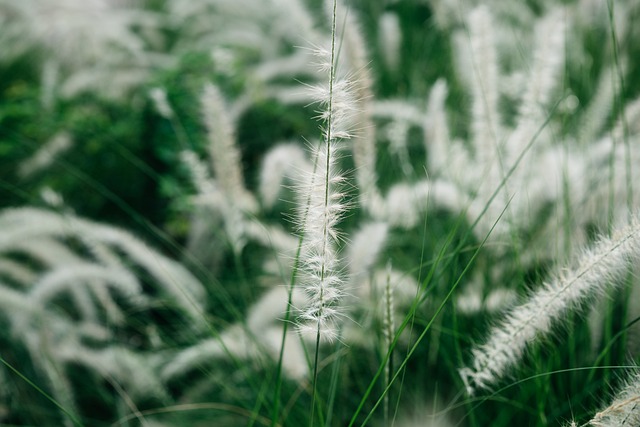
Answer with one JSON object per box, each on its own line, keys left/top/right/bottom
{"left": 1, "top": 0, "right": 640, "bottom": 426}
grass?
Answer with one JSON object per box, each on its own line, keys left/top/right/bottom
{"left": 0, "top": 0, "right": 640, "bottom": 426}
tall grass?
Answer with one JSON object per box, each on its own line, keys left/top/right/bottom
{"left": 1, "top": 0, "right": 640, "bottom": 426}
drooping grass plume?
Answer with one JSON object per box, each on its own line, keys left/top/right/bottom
{"left": 0, "top": 207, "right": 207, "bottom": 326}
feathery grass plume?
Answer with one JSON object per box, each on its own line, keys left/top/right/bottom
{"left": 295, "top": 2, "right": 355, "bottom": 345}
{"left": 18, "top": 132, "right": 73, "bottom": 179}
{"left": 378, "top": 12, "right": 402, "bottom": 75}
{"left": 180, "top": 150, "right": 219, "bottom": 198}
{"left": 39, "top": 187, "right": 65, "bottom": 209}
{"left": 330, "top": 0, "right": 383, "bottom": 217}
{"left": 506, "top": 7, "right": 566, "bottom": 160}
{"left": 586, "top": 370, "right": 640, "bottom": 426}
{"left": 201, "top": 83, "right": 247, "bottom": 203}
{"left": 459, "top": 215, "right": 640, "bottom": 395}
{"left": 200, "top": 82, "right": 258, "bottom": 254}
{"left": 467, "top": 5, "right": 501, "bottom": 169}
{"left": 373, "top": 6, "right": 576, "bottom": 260}
{"left": 259, "top": 143, "right": 312, "bottom": 209}
{"left": 10, "top": 238, "right": 112, "bottom": 321}
{"left": 179, "top": 149, "right": 229, "bottom": 269}
{"left": 244, "top": 220, "right": 299, "bottom": 255}
{"left": 0, "top": 0, "right": 147, "bottom": 64}
{"left": 347, "top": 222, "right": 389, "bottom": 283}
{"left": 585, "top": 97, "right": 640, "bottom": 227}
{"left": 7, "top": 265, "right": 134, "bottom": 337}
{"left": 0, "top": 206, "right": 211, "bottom": 423}
{"left": 577, "top": 64, "right": 618, "bottom": 144}
{"left": 55, "top": 344, "right": 170, "bottom": 403}
{"left": 382, "top": 262, "right": 395, "bottom": 423}
{"left": 422, "top": 5, "right": 580, "bottom": 264}
{"left": 169, "top": 0, "right": 326, "bottom": 122}
{"left": 424, "top": 79, "right": 453, "bottom": 175}
{"left": 372, "top": 100, "right": 425, "bottom": 125}
{"left": 149, "top": 87, "right": 174, "bottom": 120}
{"left": 0, "top": 207, "right": 207, "bottom": 326}
{"left": 342, "top": 267, "right": 419, "bottom": 350}
{"left": 0, "top": 258, "right": 35, "bottom": 288}
{"left": 466, "top": 6, "right": 565, "bottom": 244}
{"left": 296, "top": 136, "right": 348, "bottom": 343}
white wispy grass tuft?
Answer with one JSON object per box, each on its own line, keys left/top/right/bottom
{"left": 18, "top": 132, "right": 73, "bottom": 179}
{"left": 424, "top": 79, "right": 452, "bottom": 175}
{"left": 330, "top": 0, "right": 382, "bottom": 216}
{"left": 180, "top": 150, "right": 218, "bottom": 197}
{"left": 467, "top": 5, "right": 501, "bottom": 167}
{"left": 259, "top": 143, "right": 312, "bottom": 209}
{"left": 295, "top": 16, "right": 356, "bottom": 343}
{"left": 347, "top": 222, "right": 389, "bottom": 282}
{"left": 587, "top": 370, "right": 640, "bottom": 426}
{"left": 506, "top": 7, "right": 566, "bottom": 159}
{"left": 201, "top": 83, "right": 247, "bottom": 204}
{"left": 199, "top": 83, "right": 258, "bottom": 254}
{"left": 378, "top": 11, "right": 402, "bottom": 74}
{"left": 149, "top": 87, "right": 174, "bottom": 119}
{"left": 0, "top": 207, "right": 207, "bottom": 327}
{"left": 29, "top": 263, "right": 144, "bottom": 308}
{"left": 0, "top": 0, "right": 168, "bottom": 100}
{"left": 460, "top": 216, "right": 640, "bottom": 394}
{"left": 296, "top": 141, "right": 349, "bottom": 342}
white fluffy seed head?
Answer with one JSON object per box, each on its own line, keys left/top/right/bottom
{"left": 589, "top": 370, "right": 640, "bottom": 427}
{"left": 18, "top": 132, "right": 73, "bottom": 179}
{"left": 460, "top": 216, "right": 640, "bottom": 395}
{"left": 294, "top": 18, "right": 357, "bottom": 342}
{"left": 149, "top": 87, "right": 174, "bottom": 119}
{"left": 467, "top": 5, "right": 501, "bottom": 165}
{"left": 259, "top": 143, "right": 312, "bottom": 208}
